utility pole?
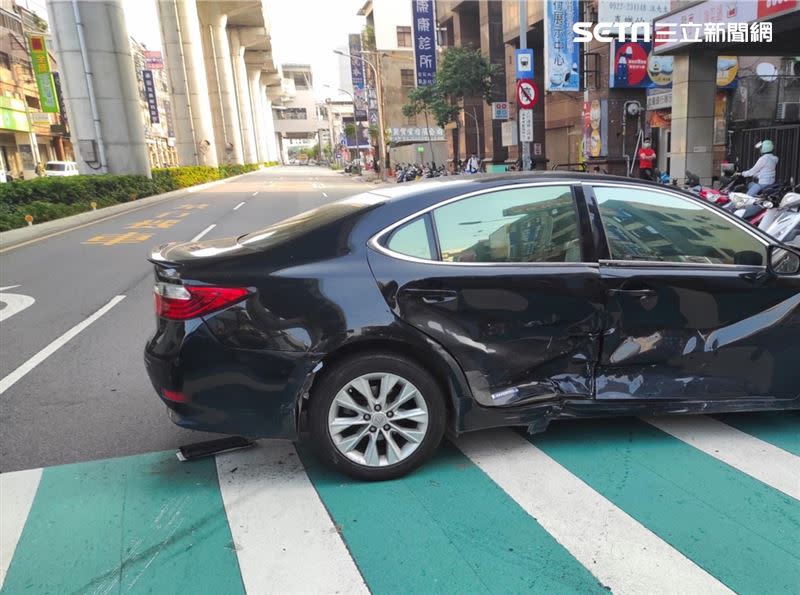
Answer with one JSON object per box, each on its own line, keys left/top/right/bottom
{"left": 519, "top": 0, "right": 531, "bottom": 171}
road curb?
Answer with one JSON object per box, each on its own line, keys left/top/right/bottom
{"left": 0, "top": 171, "right": 255, "bottom": 252}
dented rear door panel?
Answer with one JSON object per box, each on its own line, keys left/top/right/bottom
{"left": 597, "top": 264, "right": 800, "bottom": 400}
{"left": 368, "top": 250, "right": 605, "bottom": 407}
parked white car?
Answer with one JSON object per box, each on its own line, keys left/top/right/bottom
{"left": 44, "top": 161, "right": 79, "bottom": 177}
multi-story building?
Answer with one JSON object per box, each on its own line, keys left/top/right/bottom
{"left": 437, "top": 0, "right": 800, "bottom": 185}
{"left": 271, "top": 64, "right": 327, "bottom": 162}
{"left": 129, "top": 38, "right": 177, "bottom": 169}
{"left": 358, "top": 0, "right": 447, "bottom": 167}
{"left": 0, "top": 0, "right": 72, "bottom": 179}
{"left": 435, "top": 0, "right": 508, "bottom": 169}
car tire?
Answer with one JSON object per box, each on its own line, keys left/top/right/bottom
{"left": 308, "top": 353, "right": 446, "bottom": 481}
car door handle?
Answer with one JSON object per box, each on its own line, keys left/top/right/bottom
{"left": 607, "top": 288, "right": 657, "bottom": 298}
{"left": 400, "top": 289, "right": 458, "bottom": 304}
{"left": 421, "top": 290, "right": 458, "bottom": 304}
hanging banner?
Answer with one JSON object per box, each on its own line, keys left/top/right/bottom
{"left": 28, "top": 35, "right": 60, "bottom": 113}
{"left": 544, "top": 0, "right": 580, "bottom": 91}
{"left": 142, "top": 70, "right": 159, "bottom": 124}
{"left": 348, "top": 33, "right": 367, "bottom": 121}
{"left": 411, "top": 0, "right": 436, "bottom": 86}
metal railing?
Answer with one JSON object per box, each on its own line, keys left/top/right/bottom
{"left": 731, "top": 124, "right": 800, "bottom": 184}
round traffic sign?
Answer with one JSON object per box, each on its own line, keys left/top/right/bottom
{"left": 516, "top": 79, "right": 538, "bottom": 109}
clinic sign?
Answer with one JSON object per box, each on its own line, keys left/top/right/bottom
{"left": 28, "top": 35, "right": 59, "bottom": 113}
{"left": 544, "top": 0, "right": 580, "bottom": 91}
{"left": 412, "top": 0, "right": 437, "bottom": 85}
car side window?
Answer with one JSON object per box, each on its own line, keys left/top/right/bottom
{"left": 594, "top": 186, "right": 767, "bottom": 265}
{"left": 387, "top": 216, "right": 434, "bottom": 260}
{"left": 432, "top": 185, "right": 582, "bottom": 263}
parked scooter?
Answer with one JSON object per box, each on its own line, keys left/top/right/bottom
{"left": 760, "top": 187, "right": 800, "bottom": 247}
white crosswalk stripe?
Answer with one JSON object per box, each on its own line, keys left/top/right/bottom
{"left": 456, "top": 429, "right": 735, "bottom": 595}
{"left": 216, "top": 443, "right": 368, "bottom": 595}
{"left": 0, "top": 468, "right": 42, "bottom": 588}
{"left": 644, "top": 415, "right": 800, "bottom": 500}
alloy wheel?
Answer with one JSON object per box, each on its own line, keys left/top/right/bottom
{"left": 327, "top": 372, "right": 430, "bottom": 467}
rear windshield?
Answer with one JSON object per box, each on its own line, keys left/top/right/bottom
{"left": 238, "top": 193, "right": 383, "bottom": 248}
{"left": 46, "top": 163, "right": 66, "bottom": 171}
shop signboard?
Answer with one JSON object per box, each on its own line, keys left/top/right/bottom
{"left": 411, "top": 0, "right": 437, "bottom": 85}
{"left": 0, "top": 96, "right": 30, "bottom": 132}
{"left": 612, "top": 43, "right": 739, "bottom": 90}
{"left": 598, "top": 0, "right": 670, "bottom": 23}
{"left": 610, "top": 40, "right": 672, "bottom": 88}
{"left": 544, "top": 0, "right": 580, "bottom": 91}
{"left": 142, "top": 70, "right": 159, "bottom": 124}
{"left": 389, "top": 126, "right": 445, "bottom": 142}
{"left": 144, "top": 51, "right": 163, "bottom": 70}
{"left": 28, "top": 35, "right": 59, "bottom": 113}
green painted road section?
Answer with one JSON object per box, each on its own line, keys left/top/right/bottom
{"left": 299, "top": 442, "right": 607, "bottom": 595}
{"left": 715, "top": 412, "right": 800, "bottom": 457}
{"left": 2, "top": 451, "right": 243, "bottom": 595}
{"left": 527, "top": 419, "right": 800, "bottom": 595}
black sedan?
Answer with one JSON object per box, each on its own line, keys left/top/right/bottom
{"left": 145, "top": 173, "right": 800, "bottom": 480}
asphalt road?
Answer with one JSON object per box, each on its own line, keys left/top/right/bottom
{"left": 0, "top": 166, "right": 374, "bottom": 472}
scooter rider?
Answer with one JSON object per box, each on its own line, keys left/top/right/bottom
{"left": 742, "top": 139, "right": 778, "bottom": 196}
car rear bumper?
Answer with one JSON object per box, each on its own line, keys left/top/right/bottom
{"left": 144, "top": 324, "right": 318, "bottom": 440}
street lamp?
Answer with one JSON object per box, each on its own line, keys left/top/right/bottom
{"left": 334, "top": 49, "right": 388, "bottom": 182}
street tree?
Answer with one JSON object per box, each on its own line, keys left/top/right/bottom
{"left": 402, "top": 85, "right": 458, "bottom": 166}
{"left": 435, "top": 46, "right": 497, "bottom": 160}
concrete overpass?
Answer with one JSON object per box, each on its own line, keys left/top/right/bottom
{"left": 47, "top": 0, "right": 280, "bottom": 175}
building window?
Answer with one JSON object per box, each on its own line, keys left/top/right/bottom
{"left": 397, "top": 26, "right": 412, "bottom": 47}
{"left": 400, "top": 69, "right": 415, "bottom": 87}
{"left": 0, "top": 52, "right": 11, "bottom": 70}
{"left": 276, "top": 107, "right": 307, "bottom": 120}
{"left": 26, "top": 95, "right": 40, "bottom": 109}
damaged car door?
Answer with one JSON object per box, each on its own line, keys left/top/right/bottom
{"left": 589, "top": 184, "right": 800, "bottom": 401}
{"left": 368, "top": 183, "right": 605, "bottom": 408}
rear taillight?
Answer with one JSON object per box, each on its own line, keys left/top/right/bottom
{"left": 154, "top": 282, "right": 249, "bottom": 320}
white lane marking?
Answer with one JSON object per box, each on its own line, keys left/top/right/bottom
{"left": 191, "top": 225, "right": 215, "bottom": 242}
{"left": 645, "top": 416, "right": 800, "bottom": 500}
{"left": 456, "top": 430, "right": 734, "bottom": 595}
{"left": 322, "top": 192, "right": 328, "bottom": 198}
{"left": 0, "top": 468, "right": 42, "bottom": 588}
{"left": 0, "top": 287, "right": 35, "bottom": 323}
{"left": 233, "top": 202, "right": 245, "bottom": 211}
{"left": 216, "top": 444, "right": 368, "bottom": 594}
{"left": 251, "top": 192, "right": 258, "bottom": 197}
{"left": 0, "top": 295, "right": 126, "bottom": 395}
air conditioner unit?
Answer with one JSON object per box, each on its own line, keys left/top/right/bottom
{"left": 776, "top": 102, "right": 800, "bottom": 121}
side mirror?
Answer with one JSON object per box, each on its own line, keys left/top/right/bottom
{"left": 767, "top": 245, "right": 800, "bottom": 276}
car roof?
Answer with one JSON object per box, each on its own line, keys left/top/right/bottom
{"left": 370, "top": 171, "right": 683, "bottom": 200}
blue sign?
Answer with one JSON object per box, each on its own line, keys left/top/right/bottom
{"left": 411, "top": 0, "right": 436, "bottom": 86}
{"left": 348, "top": 34, "right": 367, "bottom": 121}
{"left": 515, "top": 49, "right": 534, "bottom": 80}
{"left": 544, "top": 0, "right": 580, "bottom": 91}
{"left": 142, "top": 69, "right": 159, "bottom": 124}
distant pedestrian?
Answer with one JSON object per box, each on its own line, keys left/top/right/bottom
{"left": 638, "top": 138, "right": 656, "bottom": 180}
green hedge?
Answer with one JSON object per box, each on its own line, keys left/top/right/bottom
{"left": 0, "top": 162, "right": 277, "bottom": 232}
